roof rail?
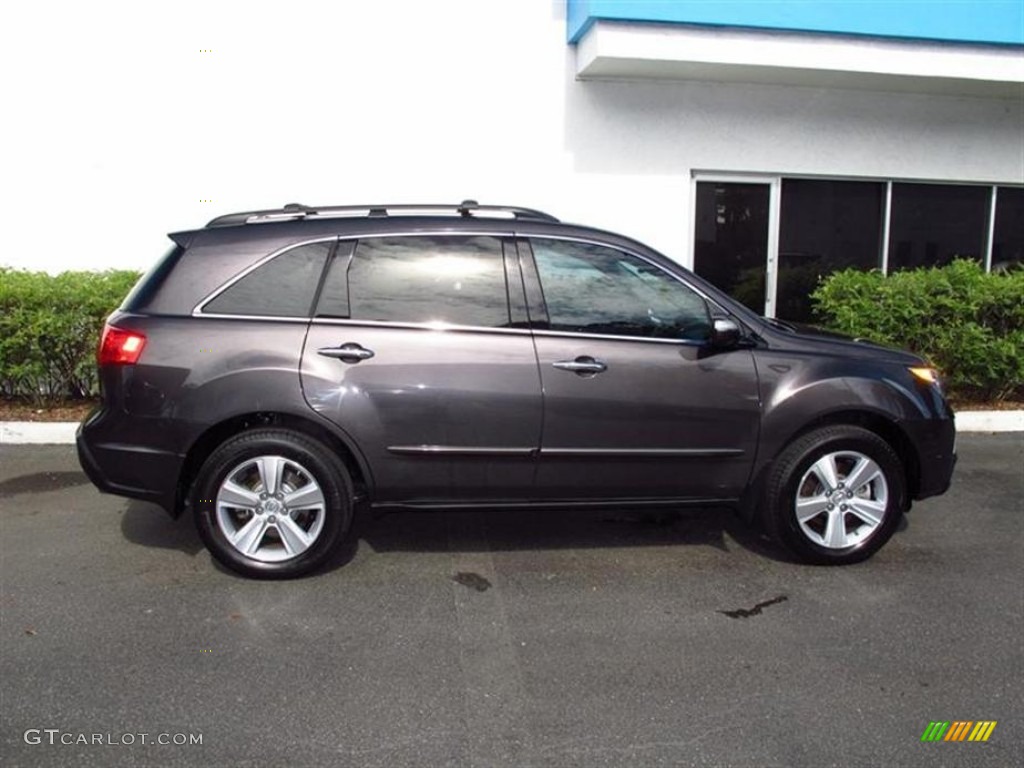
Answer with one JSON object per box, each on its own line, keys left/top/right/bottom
{"left": 206, "top": 200, "right": 559, "bottom": 227}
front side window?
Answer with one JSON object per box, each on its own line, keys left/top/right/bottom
{"left": 203, "top": 241, "right": 332, "bottom": 317}
{"left": 529, "top": 239, "right": 710, "bottom": 341}
{"left": 343, "top": 236, "right": 510, "bottom": 327}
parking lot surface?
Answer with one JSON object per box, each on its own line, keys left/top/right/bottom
{"left": 1, "top": 435, "right": 1021, "bottom": 767}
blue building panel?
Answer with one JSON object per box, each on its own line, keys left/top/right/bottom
{"left": 567, "top": 0, "right": 1024, "bottom": 46}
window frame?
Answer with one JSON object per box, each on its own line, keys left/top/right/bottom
{"left": 311, "top": 240, "right": 356, "bottom": 320}
{"left": 989, "top": 185, "right": 1024, "bottom": 272}
{"left": 689, "top": 174, "right": 782, "bottom": 317}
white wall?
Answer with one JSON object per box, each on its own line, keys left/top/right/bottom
{"left": 2, "top": 0, "right": 1021, "bottom": 273}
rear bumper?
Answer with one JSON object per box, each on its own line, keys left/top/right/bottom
{"left": 76, "top": 407, "right": 183, "bottom": 516}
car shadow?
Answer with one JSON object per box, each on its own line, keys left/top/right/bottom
{"left": 120, "top": 500, "right": 205, "bottom": 556}
{"left": 0, "top": 471, "right": 91, "bottom": 498}
{"left": 355, "top": 505, "right": 794, "bottom": 564}
{"left": 119, "top": 500, "right": 810, "bottom": 574}
{"left": 119, "top": 499, "right": 365, "bottom": 574}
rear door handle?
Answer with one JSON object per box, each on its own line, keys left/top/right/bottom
{"left": 317, "top": 343, "right": 375, "bottom": 363}
{"left": 553, "top": 356, "right": 607, "bottom": 375}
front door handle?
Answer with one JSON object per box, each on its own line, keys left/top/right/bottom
{"left": 317, "top": 343, "right": 375, "bottom": 363}
{"left": 553, "top": 356, "right": 607, "bottom": 375}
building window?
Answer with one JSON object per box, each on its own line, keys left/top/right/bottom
{"left": 778, "top": 179, "right": 885, "bottom": 323}
{"left": 692, "top": 176, "right": 1020, "bottom": 319}
{"left": 992, "top": 186, "right": 1024, "bottom": 272}
{"left": 887, "top": 183, "right": 990, "bottom": 271}
{"left": 693, "top": 182, "right": 770, "bottom": 314}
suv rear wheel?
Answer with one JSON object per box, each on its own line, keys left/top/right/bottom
{"left": 764, "top": 425, "right": 905, "bottom": 565}
{"left": 192, "top": 429, "right": 353, "bottom": 578}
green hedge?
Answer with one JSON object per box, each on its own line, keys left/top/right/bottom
{"left": 811, "top": 260, "right": 1024, "bottom": 402}
{"left": 1, "top": 261, "right": 1021, "bottom": 406}
{"left": 0, "top": 268, "right": 142, "bottom": 404}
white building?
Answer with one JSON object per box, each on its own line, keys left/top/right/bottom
{"left": 4, "top": 0, "right": 1022, "bottom": 320}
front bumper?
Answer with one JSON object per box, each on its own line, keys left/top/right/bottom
{"left": 902, "top": 413, "right": 957, "bottom": 501}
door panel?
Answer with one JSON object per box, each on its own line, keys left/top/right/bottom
{"left": 523, "top": 237, "right": 760, "bottom": 501}
{"left": 300, "top": 234, "right": 541, "bottom": 503}
{"left": 301, "top": 325, "right": 541, "bottom": 502}
{"left": 533, "top": 335, "right": 759, "bottom": 499}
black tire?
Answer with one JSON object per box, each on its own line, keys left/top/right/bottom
{"left": 763, "top": 425, "right": 905, "bottom": 565}
{"left": 192, "top": 429, "right": 353, "bottom": 579}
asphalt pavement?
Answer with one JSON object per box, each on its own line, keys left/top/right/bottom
{"left": 1, "top": 435, "right": 1021, "bottom": 767}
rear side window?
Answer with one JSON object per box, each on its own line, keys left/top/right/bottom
{"left": 335, "top": 236, "right": 510, "bottom": 327}
{"left": 203, "top": 241, "right": 333, "bottom": 317}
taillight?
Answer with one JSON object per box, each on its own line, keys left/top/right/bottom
{"left": 98, "top": 324, "right": 147, "bottom": 365}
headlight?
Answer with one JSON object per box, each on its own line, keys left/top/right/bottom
{"left": 909, "top": 366, "right": 941, "bottom": 387}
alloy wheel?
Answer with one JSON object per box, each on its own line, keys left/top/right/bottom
{"left": 215, "top": 455, "right": 326, "bottom": 562}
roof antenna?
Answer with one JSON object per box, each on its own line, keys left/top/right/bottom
{"left": 457, "top": 199, "right": 479, "bottom": 217}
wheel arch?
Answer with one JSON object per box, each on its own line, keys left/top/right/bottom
{"left": 741, "top": 408, "right": 920, "bottom": 525}
{"left": 174, "top": 411, "right": 372, "bottom": 518}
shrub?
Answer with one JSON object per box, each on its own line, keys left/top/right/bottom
{"left": 0, "top": 268, "right": 142, "bottom": 404}
{"left": 811, "top": 259, "right": 1024, "bottom": 402}
{"left": 1, "top": 261, "right": 1021, "bottom": 407}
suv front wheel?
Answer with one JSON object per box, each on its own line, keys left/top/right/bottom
{"left": 192, "top": 429, "right": 353, "bottom": 578}
{"left": 764, "top": 425, "right": 905, "bottom": 565}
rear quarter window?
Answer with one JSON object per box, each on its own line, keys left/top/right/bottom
{"left": 202, "top": 241, "right": 333, "bottom": 317}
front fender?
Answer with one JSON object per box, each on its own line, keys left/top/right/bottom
{"left": 751, "top": 351, "right": 945, "bottom": 489}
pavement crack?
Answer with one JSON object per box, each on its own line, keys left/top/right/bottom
{"left": 718, "top": 594, "right": 788, "bottom": 619}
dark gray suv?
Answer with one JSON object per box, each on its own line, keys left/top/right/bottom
{"left": 77, "top": 201, "right": 956, "bottom": 578}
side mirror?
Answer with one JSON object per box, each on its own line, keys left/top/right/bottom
{"left": 710, "top": 318, "right": 741, "bottom": 348}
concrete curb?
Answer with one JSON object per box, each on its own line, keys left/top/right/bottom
{"left": 2, "top": 412, "right": 1023, "bottom": 445}
{"left": 1, "top": 422, "right": 79, "bottom": 445}
{"left": 954, "top": 410, "right": 1024, "bottom": 433}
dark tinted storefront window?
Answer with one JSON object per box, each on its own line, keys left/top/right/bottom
{"left": 992, "top": 186, "right": 1024, "bottom": 272}
{"left": 888, "top": 183, "right": 989, "bottom": 271}
{"left": 693, "top": 182, "right": 769, "bottom": 313}
{"left": 778, "top": 180, "right": 884, "bottom": 322}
